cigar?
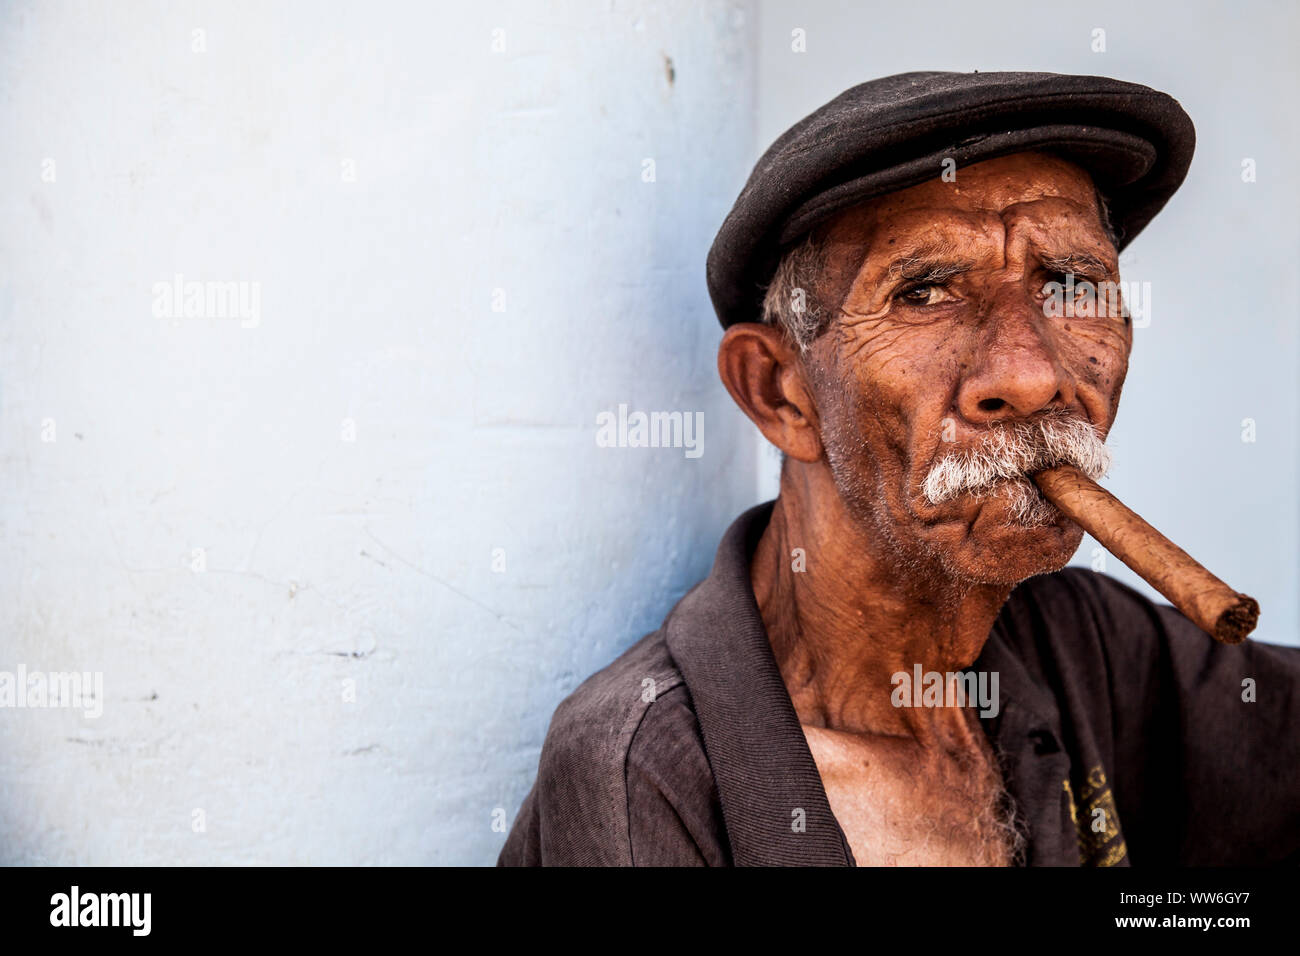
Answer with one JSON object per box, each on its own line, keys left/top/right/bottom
{"left": 1031, "top": 464, "right": 1260, "bottom": 644}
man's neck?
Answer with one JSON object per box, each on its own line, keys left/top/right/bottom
{"left": 751, "top": 463, "right": 1013, "bottom": 745}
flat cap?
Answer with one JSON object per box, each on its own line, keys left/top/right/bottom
{"left": 706, "top": 70, "right": 1196, "bottom": 329}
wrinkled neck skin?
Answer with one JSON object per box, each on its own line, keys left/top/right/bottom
{"left": 751, "top": 460, "right": 1012, "bottom": 747}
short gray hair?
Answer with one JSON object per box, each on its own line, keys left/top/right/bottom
{"left": 759, "top": 233, "right": 832, "bottom": 354}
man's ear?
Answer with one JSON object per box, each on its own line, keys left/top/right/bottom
{"left": 717, "top": 323, "right": 823, "bottom": 463}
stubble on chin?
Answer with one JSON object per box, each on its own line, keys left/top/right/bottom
{"left": 819, "top": 408, "right": 967, "bottom": 592}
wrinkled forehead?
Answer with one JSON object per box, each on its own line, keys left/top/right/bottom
{"left": 812, "top": 152, "right": 1109, "bottom": 289}
{"left": 870, "top": 151, "right": 1099, "bottom": 221}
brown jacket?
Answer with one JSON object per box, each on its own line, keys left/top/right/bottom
{"left": 499, "top": 502, "right": 1300, "bottom": 866}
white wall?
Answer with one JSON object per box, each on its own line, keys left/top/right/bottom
{"left": 0, "top": 0, "right": 756, "bottom": 864}
{"left": 756, "top": 0, "right": 1299, "bottom": 648}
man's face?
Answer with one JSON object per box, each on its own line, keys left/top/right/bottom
{"left": 807, "top": 152, "right": 1131, "bottom": 586}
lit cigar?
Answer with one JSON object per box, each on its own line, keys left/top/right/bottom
{"left": 1031, "top": 465, "right": 1260, "bottom": 644}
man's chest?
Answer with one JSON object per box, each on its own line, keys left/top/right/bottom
{"left": 800, "top": 724, "right": 1018, "bottom": 866}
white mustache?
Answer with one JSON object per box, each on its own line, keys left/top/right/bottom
{"left": 921, "top": 413, "right": 1112, "bottom": 525}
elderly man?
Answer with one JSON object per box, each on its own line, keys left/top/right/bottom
{"left": 499, "top": 72, "right": 1300, "bottom": 866}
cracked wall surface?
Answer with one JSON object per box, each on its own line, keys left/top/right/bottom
{"left": 0, "top": 0, "right": 758, "bottom": 865}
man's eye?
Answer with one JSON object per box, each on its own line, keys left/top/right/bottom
{"left": 895, "top": 283, "right": 953, "bottom": 306}
{"left": 1041, "top": 273, "right": 1101, "bottom": 299}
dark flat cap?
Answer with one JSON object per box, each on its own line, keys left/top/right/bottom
{"left": 706, "top": 70, "right": 1195, "bottom": 329}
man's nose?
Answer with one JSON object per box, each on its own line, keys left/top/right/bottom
{"left": 956, "top": 301, "right": 1077, "bottom": 424}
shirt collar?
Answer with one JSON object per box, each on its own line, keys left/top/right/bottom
{"left": 665, "top": 501, "right": 854, "bottom": 865}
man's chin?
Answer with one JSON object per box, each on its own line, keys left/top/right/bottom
{"left": 926, "top": 495, "right": 1085, "bottom": 586}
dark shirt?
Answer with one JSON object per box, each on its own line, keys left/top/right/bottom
{"left": 499, "top": 502, "right": 1300, "bottom": 866}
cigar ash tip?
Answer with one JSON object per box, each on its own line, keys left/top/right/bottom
{"left": 1213, "top": 594, "right": 1260, "bottom": 645}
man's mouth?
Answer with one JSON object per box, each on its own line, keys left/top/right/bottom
{"left": 984, "top": 476, "right": 1063, "bottom": 527}
{"left": 926, "top": 474, "right": 1065, "bottom": 529}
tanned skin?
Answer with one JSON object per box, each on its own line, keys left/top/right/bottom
{"left": 716, "top": 152, "right": 1131, "bottom": 865}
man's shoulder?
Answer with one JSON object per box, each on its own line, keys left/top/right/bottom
{"left": 540, "top": 622, "right": 710, "bottom": 784}
{"left": 544, "top": 627, "right": 687, "bottom": 753}
{"left": 500, "top": 626, "right": 713, "bottom": 865}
